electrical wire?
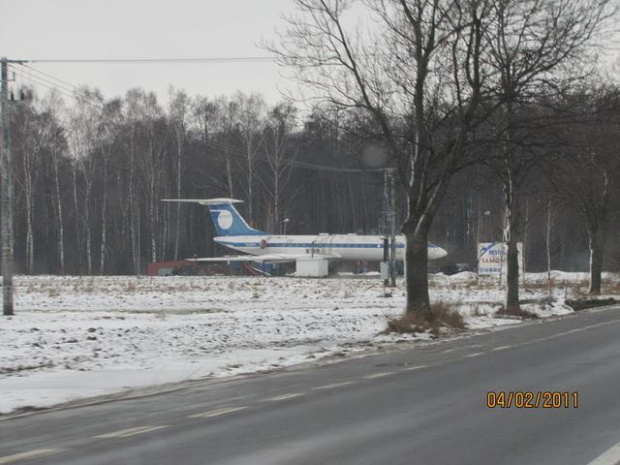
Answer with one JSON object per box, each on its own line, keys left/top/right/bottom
{"left": 10, "top": 68, "right": 104, "bottom": 108}
{"left": 19, "top": 63, "right": 89, "bottom": 95}
{"left": 28, "top": 57, "right": 274, "bottom": 64}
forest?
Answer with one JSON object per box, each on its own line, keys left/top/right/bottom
{"left": 5, "top": 80, "right": 620, "bottom": 280}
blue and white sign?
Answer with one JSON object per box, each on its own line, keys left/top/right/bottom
{"left": 478, "top": 242, "right": 523, "bottom": 275}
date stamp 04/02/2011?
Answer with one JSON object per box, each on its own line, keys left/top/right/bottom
{"left": 487, "top": 391, "right": 579, "bottom": 409}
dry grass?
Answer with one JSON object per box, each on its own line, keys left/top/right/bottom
{"left": 602, "top": 279, "right": 620, "bottom": 295}
{"left": 384, "top": 302, "right": 466, "bottom": 338}
{"left": 496, "top": 306, "right": 538, "bottom": 319}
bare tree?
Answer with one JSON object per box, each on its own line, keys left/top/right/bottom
{"left": 13, "top": 96, "right": 40, "bottom": 273}
{"left": 168, "top": 88, "right": 190, "bottom": 259}
{"left": 485, "top": 0, "right": 616, "bottom": 312}
{"left": 553, "top": 86, "right": 620, "bottom": 294}
{"left": 97, "top": 98, "right": 123, "bottom": 273}
{"left": 233, "top": 92, "right": 265, "bottom": 225}
{"left": 271, "top": 0, "right": 491, "bottom": 316}
{"left": 262, "top": 102, "right": 298, "bottom": 233}
{"left": 41, "top": 92, "right": 68, "bottom": 273}
{"left": 67, "top": 88, "right": 104, "bottom": 274}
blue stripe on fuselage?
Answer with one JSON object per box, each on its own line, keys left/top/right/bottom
{"left": 216, "top": 241, "right": 441, "bottom": 249}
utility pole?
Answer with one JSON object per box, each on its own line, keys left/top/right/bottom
{"left": 380, "top": 168, "right": 397, "bottom": 287}
{"left": 389, "top": 168, "right": 396, "bottom": 287}
{"left": 1, "top": 58, "right": 14, "bottom": 316}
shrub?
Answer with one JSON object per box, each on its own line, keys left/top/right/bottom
{"left": 383, "top": 302, "right": 465, "bottom": 337}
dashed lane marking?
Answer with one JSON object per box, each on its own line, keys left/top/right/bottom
{"left": 364, "top": 372, "right": 395, "bottom": 379}
{"left": 401, "top": 365, "right": 428, "bottom": 371}
{"left": 262, "top": 393, "right": 305, "bottom": 402}
{"left": 492, "top": 345, "right": 514, "bottom": 351}
{"left": 587, "top": 440, "right": 620, "bottom": 465}
{"left": 0, "top": 449, "right": 64, "bottom": 464}
{"left": 95, "top": 425, "right": 168, "bottom": 439}
{"left": 464, "top": 352, "right": 485, "bottom": 358}
{"left": 313, "top": 381, "right": 356, "bottom": 390}
{"left": 188, "top": 407, "right": 247, "bottom": 419}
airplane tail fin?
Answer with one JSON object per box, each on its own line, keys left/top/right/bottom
{"left": 161, "top": 198, "right": 266, "bottom": 236}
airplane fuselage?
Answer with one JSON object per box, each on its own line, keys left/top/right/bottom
{"left": 214, "top": 234, "right": 447, "bottom": 261}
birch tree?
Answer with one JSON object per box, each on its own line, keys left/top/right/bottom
{"left": 168, "top": 88, "right": 190, "bottom": 260}
{"left": 262, "top": 102, "right": 298, "bottom": 233}
{"left": 233, "top": 92, "right": 265, "bottom": 225}
{"left": 67, "top": 88, "right": 104, "bottom": 274}
{"left": 41, "top": 93, "right": 69, "bottom": 273}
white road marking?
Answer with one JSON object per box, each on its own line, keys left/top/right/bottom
{"left": 313, "top": 381, "right": 355, "bottom": 390}
{"left": 262, "top": 393, "right": 305, "bottom": 402}
{"left": 442, "top": 348, "right": 457, "bottom": 354}
{"left": 401, "top": 365, "right": 428, "bottom": 371}
{"left": 0, "top": 449, "right": 63, "bottom": 464}
{"left": 588, "top": 440, "right": 620, "bottom": 465}
{"left": 95, "top": 425, "right": 168, "bottom": 439}
{"left": 530, "top": 320, "right": 620, "bottom": 346}
{"left": 188, "top": 406, "right": 247, "bottom": 419}
{"left": 364, "top": 372, "right": 395, "bottom": 379}
{"left": 492, "top": 345, "right": 514, "bottom": 351}
{"left": 464, "top": 352, "right": 485, "bottom": 358}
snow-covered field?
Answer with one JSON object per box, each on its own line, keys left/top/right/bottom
{"left": 1, "top": 272, "right": 618, "bottom": 414}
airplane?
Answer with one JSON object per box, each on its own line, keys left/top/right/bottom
{"left": 162, "top": 198, "right": 447, "bottom": 276}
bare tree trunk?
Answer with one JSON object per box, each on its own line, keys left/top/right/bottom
{"left": 588, "top": 224, "right": 606, "bottom": 295}
{"left": 117, "top": 171, "right": 127, "bottom": 268}
{"left": 247, "top": 144, "right": 254, "bottom": 225}
{"left": 99, "top": 160, "right": 108, "bottom": 274}
{"left": 149, "top": 179, "right": 157, "bottom": 264}
{"left": 129, "top": 129, "right": 140, "bottom": 274}
{"left": 546, "top": 199, "right": 553, "bottom": 301}
{"left": 53, "top": 154, "right": 65, "bottom": 273}
{"left": 22, "top": 144, "right": 35, "bottom": 274}
{"left": 403, "top": 227, "right": 431, "bottom": 317}
{"left": 522, "top": 198, "right": 529, "bottom": 284}
{"left": 174, "top": 139, "right": 181, "bottom": 260}
{"left": 225, "top": 148, "right": 234, "bottom": 198}
{"left": 84, "top": 180, "right": 93, "bottom": 274}
{"left": 503, "top": 176, "right": 521, "bottom": 312}
{"left": 72, "top": 163, "right": 81, "bottom": 271}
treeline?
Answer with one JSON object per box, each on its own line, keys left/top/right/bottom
{"left": 6, "top": 85, "right": 620, "bottom": 275}
{"left": 9, "top": 88, "right": 386, "bottom": 274}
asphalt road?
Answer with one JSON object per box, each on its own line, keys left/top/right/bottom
{"left": 2, "top": 306, "right": 620, "bottom": 465}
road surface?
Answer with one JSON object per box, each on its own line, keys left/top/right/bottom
{"left": 2, "top": 306, "right": 620, "bottom": 465}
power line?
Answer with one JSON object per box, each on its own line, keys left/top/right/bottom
{"left": 19, "top": 63, "right": 87, "bottom": 94}
{"left": 11, "top": 69, "right": 96, "bottom": 106}
{"left": 12, "top": 68, "right": 83, "bottom": 98}
{"left": 10, "top": 67, "right": 105, "bottom": 108}
{"left": 28, "top": 57, "right": 274, "bottom": 64}
{"left": 11, "top": 70, "right": 77, "bottom": 101}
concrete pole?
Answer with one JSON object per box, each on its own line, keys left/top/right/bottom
{"left": 1, "top": 58, "right": 14, "bottom": 316}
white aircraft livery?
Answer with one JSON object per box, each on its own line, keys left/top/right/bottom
{"left": 162, "top": 199, "right": 448, "bottom": 266}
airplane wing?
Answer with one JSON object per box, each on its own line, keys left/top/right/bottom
{"left": 189, "top": 253, "right": 342, "bottom": 264}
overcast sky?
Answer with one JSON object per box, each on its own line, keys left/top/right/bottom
{"left": 0, "top": 0, "right": 296, "bottom": 104}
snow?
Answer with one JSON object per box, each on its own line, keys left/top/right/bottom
{"left": 1, "top": 272, "right": 618, "bottom": 414}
